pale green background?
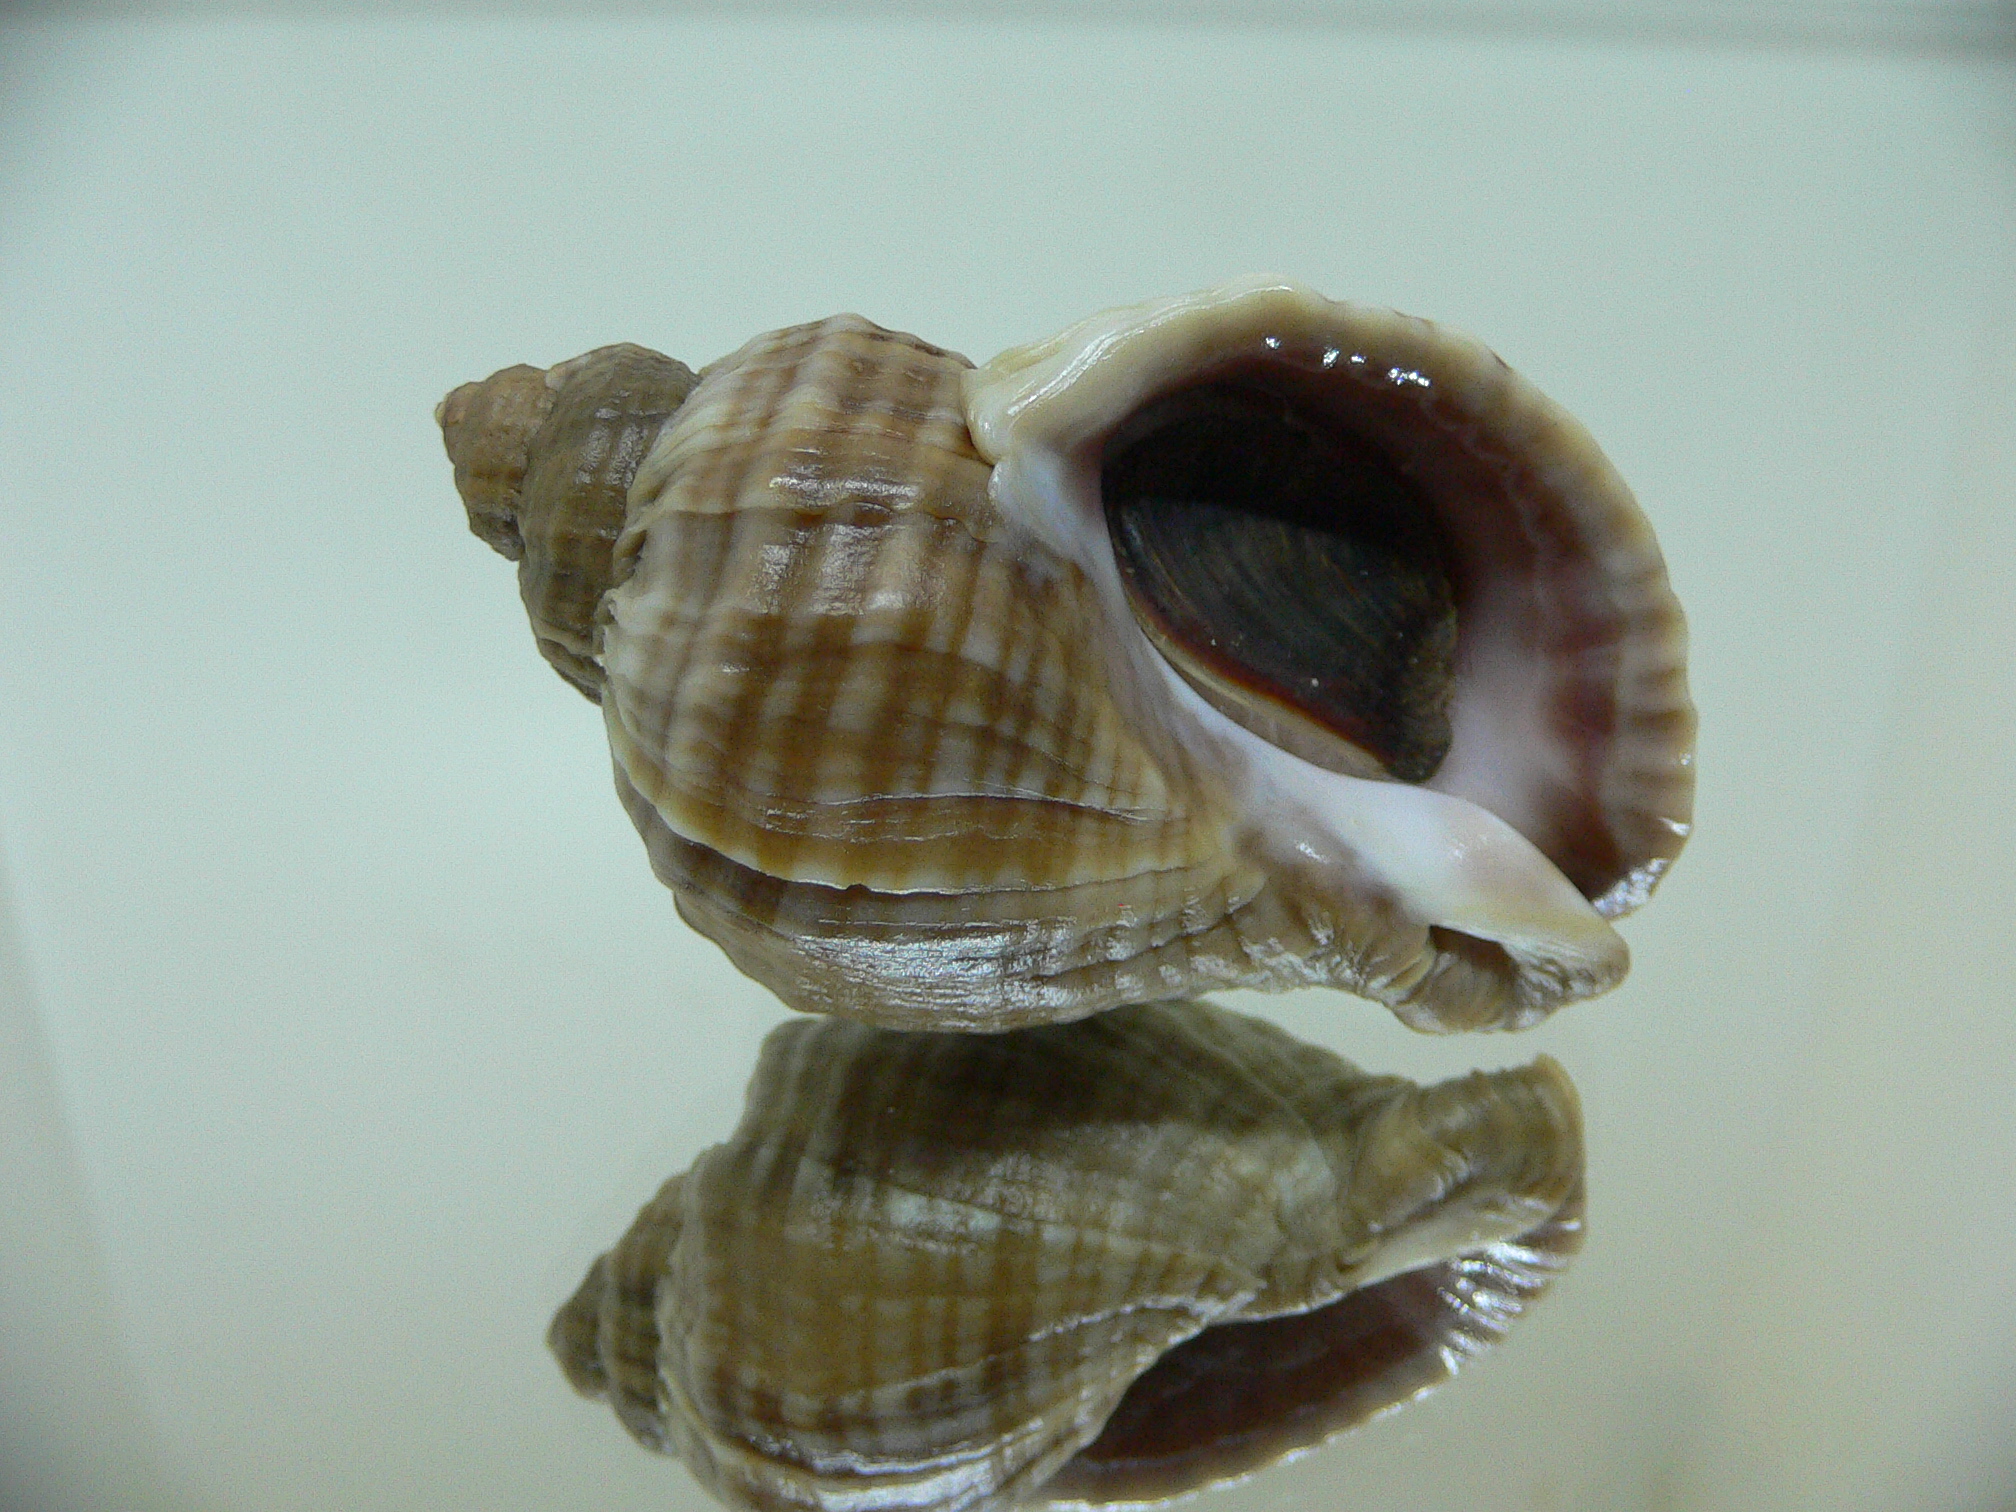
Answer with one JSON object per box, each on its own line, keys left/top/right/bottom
{"left": 2, "top": 8, "right": 2013, "bottom": 1512}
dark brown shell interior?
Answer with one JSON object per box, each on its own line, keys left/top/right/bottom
{"left": 1100, "top": 336, "right": 1692, "bottom": 913}
{"left": 1103, "top": 381, "right": 1459, "bottom": 785}
{"left": 1049, "top": 1177, "right": 1585, "bottom": 1505}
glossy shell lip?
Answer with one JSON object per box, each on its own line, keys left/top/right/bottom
{"left": 966, "top": 276, "right": 1694, "bottom": 917}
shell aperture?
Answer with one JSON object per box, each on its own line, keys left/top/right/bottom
{"left": 441, "top": 279, "right": 1695, "bottom": 1032}
{"left": 1102, "top": 377, "right": 1459, "bottom": 784}
{"left": 549, "top": 999, "right": 1585, "bottom": 1512}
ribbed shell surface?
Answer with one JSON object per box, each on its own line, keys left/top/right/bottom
{"left": 438, "top": 342, "right": 700, "bottom": 697}
{"left": 604, "top": 316, "right": 1235, "bottom": 892}
{"left": 599, "top": 317, "right": 1262, "bottom": 1027}
{"left": 550, "top": 1000, "right": 1585, "bottom": 1512}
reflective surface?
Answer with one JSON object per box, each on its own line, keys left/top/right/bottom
{"left": 552, "top": 1001, "right": 1583, "bottom": 1511}
{"left": 2, "top": 14, "right": 2013, "bottom": 1512}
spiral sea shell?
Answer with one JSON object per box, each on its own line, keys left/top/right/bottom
{"left": 440, "top": 278, "right": 1694, "bottom": 1033}
{"left": 551, "top": 998, "right": 1584, "bottom": 1512}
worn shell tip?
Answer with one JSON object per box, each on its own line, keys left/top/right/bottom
{"left": 438, "top": 363, "right": 553, "bottom": 561}
{"left": 440, "top": 344, "right": 702, "bottom": 700}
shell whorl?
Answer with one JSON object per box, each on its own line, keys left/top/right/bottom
{"left": 439, "top": 342, "right": 699, "bottom": 698}
{"left": 603, "top": 315, "right": 1224, "bottom": 896}
{"left": 549, "top": 1000, "right": 1585, "bottom": 1512}
{"left": 592, "top": 316, "right": 1282, "bottom": 1031}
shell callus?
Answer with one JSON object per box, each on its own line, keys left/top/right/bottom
{"left": 1102, "top": 378, "right": 1459, "bottom": 784}
{"left": 550, "top": 1000, "right": 1586, "bottom": 1512}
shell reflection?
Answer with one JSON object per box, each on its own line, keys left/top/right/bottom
{"left": 551, "top": 999, "right": 1584, "bottom": 1512}
{"left": 443, "top": 278, "right": 1695, "bottom": 1033}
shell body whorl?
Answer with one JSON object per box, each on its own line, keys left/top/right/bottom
{"left": 550, "top": 1000, "right": 1585, "bottom": 1512}
{"left": 603, "top": 315, "right": 1233, "bottom": 901}
{"left": 597, "top": 315, "right": 1277, "bottom": 1030}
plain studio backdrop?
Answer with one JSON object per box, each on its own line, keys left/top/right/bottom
{"left": 1, "top": 5, "right": 2012, "bottom": 1511}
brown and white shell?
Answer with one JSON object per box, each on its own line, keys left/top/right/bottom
{"left": 441, "top": 279, "right": 1694, "bottom": 1033}
{"left": 551, "top": 999, "right": 1584, "bottom": 1512}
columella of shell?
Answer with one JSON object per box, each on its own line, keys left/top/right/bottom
{"left": 439, "top": 276, "right": 1694, "bottom": 1512}
{"left": 440, "top": 277, "right": 1695, "bottom": 1035}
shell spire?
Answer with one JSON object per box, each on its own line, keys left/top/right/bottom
{"left": 439, "top": 342, "right": 699, "bottom": 698}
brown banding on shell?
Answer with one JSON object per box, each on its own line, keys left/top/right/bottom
{"left": 550, "top": 1000, "right": 1585, "bottom": 1512}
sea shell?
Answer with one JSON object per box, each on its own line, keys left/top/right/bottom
{"left": 549, "top": 998, "right": 1585, "bottom": 1512}
{"left": 442, "top": 278, "right": 1694, "bottom": 1032}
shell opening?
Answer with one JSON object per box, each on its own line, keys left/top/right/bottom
{"left": 1102, "top": 374, "right": 1458, "bottom": 785}
{"left": 1053, "top": 1177, "right": 1585, "bottom": 1505}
